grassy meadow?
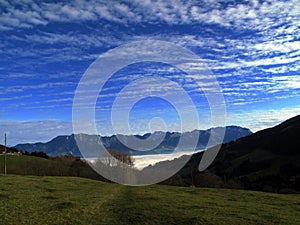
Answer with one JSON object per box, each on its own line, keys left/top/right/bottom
{"left": 0, "top": 175, "right": 299, "bottom": 225}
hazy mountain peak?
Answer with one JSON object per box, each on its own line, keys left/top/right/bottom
{"left": 14, "top": 126, "right": 252, "bottom": 157}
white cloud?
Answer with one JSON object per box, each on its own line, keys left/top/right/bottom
{"left": 270, "top": 75, "right": 300, "bottom": 90}
{"left": 241, "top": 55, "right": 300, "bottom": 68}
{"left": 2, "top": 1, "right": 299, "bottom": 78}
{"left": 227, "top": 106, "right": 300, "bottom": 132}
{"left": 1, "top": 0, "right": 299, "bottom": 145}
{"left": 0, "top": 0, "right": 299, "bottom": 33}
{"left": 0, "top": 94, "right": 32, "bottom": 101}
{"left": 3, "top": 81, "right": 75, "bottom": 93}
{"left": 252, "top": 41, "right": 300, "bottom": 55}
{"left": 0, "top": 120, "right": 73, "bottom": 146}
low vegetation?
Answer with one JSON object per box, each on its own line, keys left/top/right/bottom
{"left": 0, "top": 154, "right": 104, "bottom": 181}
{"left": 0, "top": 175, "right": 299, "bottom": 225}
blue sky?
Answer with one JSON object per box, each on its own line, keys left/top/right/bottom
{"left": 0, "top": 0, "right": 299, "bottom": 145}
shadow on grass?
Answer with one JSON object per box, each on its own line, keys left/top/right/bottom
{"left": 51, "top": 202, "right": 76, "bottom": 210}
{"left": 0, "top": 193, "right": 9, "bottom": 200}
{"left": 109, "top": 186, "right": 211, "bottom": 225}
{"left": 41, "top": 195, "right": 57, "bottom": 200}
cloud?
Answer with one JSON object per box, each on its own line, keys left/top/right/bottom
{"left": 240, "top": 55, "right": 300, "bottom": 68}
{"left": 2, "top": 81, "right": 76, "bottom": 94}
{"left": 227, "top": 105, "right": 300, "bottom": 132}
{"left": 0, "top": 94, "right": 32, "bottom": 101}
{"left": 190, "top": 0, "right": 299, "bottom": 32}
{"left": 1, "top": 0, "right": 297, "bottom": 31}
{"left": 0, "top": 120, "right": 73, "bottom": 146}
{"left": 2, "top": 0, "right": 299, "bottom": 76}
{"left": 270, "top": 75, "right": 300, "bottom": 90}
{"left": 1, "top": 0, "right": 299, "bottom": 146}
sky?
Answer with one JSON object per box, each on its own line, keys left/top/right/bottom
{"left": 1, "top": 0, "right": 300, "bottom": 146}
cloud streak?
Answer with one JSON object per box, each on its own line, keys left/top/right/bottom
{"left": 1, "top": 0, "right": 299, "bottom": 145}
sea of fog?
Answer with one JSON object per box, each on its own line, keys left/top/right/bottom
{"left": 87, "top": 149, "right": 205, "bottom": 170}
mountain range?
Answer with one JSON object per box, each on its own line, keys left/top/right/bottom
{"left": 14, "top": 126, "right": 252, "bottom": 156}
{"left": 147, "top": 115, "right": 300, "bottom": 193}
{"left": 7, "top": 115, "right": 300, "bottom": 193}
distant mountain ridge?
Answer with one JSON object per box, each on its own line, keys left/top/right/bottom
{"left": 14, "top": 126, "right": 252, "bottom": 156}
{"left": 146, "top": 115, "right": 300, "bottom": 193}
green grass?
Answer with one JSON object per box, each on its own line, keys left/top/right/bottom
{"left": 0, "top": 154, "right": 100, "bottom": 179}
{"left": 0, "top": 175, "right": 299, "bottom": 225}
{"left": 0, "top": 154, "right": 68, "bottom": 175}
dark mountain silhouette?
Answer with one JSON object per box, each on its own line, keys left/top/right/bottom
{"left": 14, "top": 126, "right": 251, "bottom": 157}
{"left": 147, "top": 115, "right": 300, "bottom": 193}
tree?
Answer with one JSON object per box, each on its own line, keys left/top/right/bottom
{"left": 101, "top": 149, "right": 134, "bottom": 168}
{"left": 94, "top": 149, "right": 136, "bottom": 184}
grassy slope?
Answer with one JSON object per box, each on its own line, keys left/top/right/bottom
{"left": 0, "top": 154, "right": 74, "bottom": 177}
{"left": 0, "top": 155, "right": 100, "bottom": 179}
{"left": 0, "top": 175, "right": 299, "bottom": 225}
{"left": 0, "top": 154, "right": 52, "bottom": 171}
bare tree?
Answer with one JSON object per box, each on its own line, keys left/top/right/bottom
{"left": 100, "top": 149, "right": 134, "bottom": 168}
